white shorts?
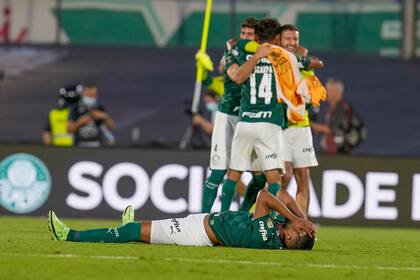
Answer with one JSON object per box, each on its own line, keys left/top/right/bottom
{"left": 283, "top": 126, "right": 318, "bottom": 168}
{"left": 230, "top": 122, "right": 284, "bottom": 172}
{"left": 150, "top": 214, "right": 214, "bottom": 247}
{"left": 210, "top": 111, "right": 238, "bottom": 170}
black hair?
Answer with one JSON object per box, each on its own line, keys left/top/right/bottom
{"left": 283, "top": 224, "right": 315, "bottom": 250}
{"left": 296, "top": 234, "right": 315, "bottom": 250}
{"left": 240, "top": 17, "right": 258, "bottom": 29}
{"left": 203, "top": 91, "right": 217, "bottom": 99}
{"left": 255, "top": 18, "right": 281, "bottom": 42}
{"left": 83, "top": 83, "right": 97, "bottom": 89}
{"left": 281, "top": 24, "right": 299, "bottom": 34}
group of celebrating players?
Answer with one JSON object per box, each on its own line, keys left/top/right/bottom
{"left": 48, "top": 17, "right": 322, "bottom": 251}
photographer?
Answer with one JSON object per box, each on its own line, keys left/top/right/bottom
{"left": 311, "top": 78, "right": 366, "bottom": 154}
{"left": 68, "top": 83, "right": 116, "bottom": 147}
{"left": 191, "top": 91, "right": 220, "bottom": 136}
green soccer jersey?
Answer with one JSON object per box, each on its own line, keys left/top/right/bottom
{"left": 227, "top": 45, "right": 287, "bottom": 128}
{"left": 208, "top": 211, "right": 283, "bottom": 249}
{"left": 219, "top": 50, "right": 242, "bottom": 116}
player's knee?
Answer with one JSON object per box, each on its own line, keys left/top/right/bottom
{"left": 282, "top": 172, "right": 292, "bottom": 186}
{"left": 227, "top": 169, "right": 241, "bottom": 181}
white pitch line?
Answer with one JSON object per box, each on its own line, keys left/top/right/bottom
{"left": 2, "top": 253, "right": 419, "bottom": 272}
{"left": 0, "top": 253, "right": 138, "bottom": 260}
{"left": 163, "top": 257, "right": 420, "bottom": 272}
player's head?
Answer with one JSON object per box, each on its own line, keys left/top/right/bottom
{"left": 283, "top": 223, "right": 315, "bottom": 250}
{"left": 255, "top": 18, "right": 281, "bottom": 44}
{"left": 280, "top": 24, "right": 299, "bottom": 52}
{"left": 240, "top": 17, "right": 258, "bottom": 40}
{"left": 326, "top": 78, "right": 344, "bottom": 104}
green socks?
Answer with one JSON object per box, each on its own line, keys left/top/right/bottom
{"left": 202, "top": 169, "right": 226, "bottom": 213}
{"left": 221, "top": 179, "right": 237, "bottom": 212}
{"left": 267, "top": 183, "right": 281, "bottom": 217}
{"left": 239, "top": 175, "right": 266, "bottom": 211}
{"left": 267, "top": 183, "right": 280, "bottom": 196}
{"left": 67, "top": 222, "right": 141, "bottom": 243}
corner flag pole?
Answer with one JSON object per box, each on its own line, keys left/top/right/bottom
{"left": 180, "top": 0, "right": 212, "bottom": 149}
{"left": 191, "top": 0, "right": 212, "bottom": 114}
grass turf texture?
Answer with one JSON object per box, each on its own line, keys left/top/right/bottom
{"left": 1, "top": 216, "right": 419, "bottom": 280}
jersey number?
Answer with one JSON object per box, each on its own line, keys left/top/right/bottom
{"left": 250, "top": 73, "right": 273, "bottom": 104}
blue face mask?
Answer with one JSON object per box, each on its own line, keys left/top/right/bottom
{"left": 206, "top": 102, "right": 218, "bottom": 112}
{"left": 82, "top": 96, "right": 97, "bottom": 108}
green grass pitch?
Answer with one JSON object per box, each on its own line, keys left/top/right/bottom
{"left": 1, "top": 216, "right": 419, "bottom": 280}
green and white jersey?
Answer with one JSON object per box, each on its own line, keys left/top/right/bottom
{"left": 208, "top": 211, "right": 283, "bottom": 249}
{"left": 219, "top": 50, "right": 242, "bottom": 116}
{"left": 227, "top": 46, "right": 287, "bottom": 128}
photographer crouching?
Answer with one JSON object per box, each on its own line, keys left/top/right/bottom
{"left": 68, "top": 83, "right": 116, "bottom": 147}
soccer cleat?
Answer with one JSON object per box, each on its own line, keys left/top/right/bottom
{"left": 122, "top": 205, "right": 135, "bottom": 225}
{"left": 48, "top": 210, "right": 70, "bottom": 241}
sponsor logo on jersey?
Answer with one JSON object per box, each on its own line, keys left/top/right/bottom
{"left": 302, "top": 147, "right": 313, "bottom": 153}
{"left": 265, "top": 153, "right": 278, "bottom": 160}
{"left": 170, "top": 218, "right": 181, "bottom": 234}
{"left": 259, "top": 221, "right": 268, "bottom": 241}
{"left": 242, "top": 111, "right": 272, "bottom": 119}
{"left": 0, "top": 153, "right": 51, "bottom": 214}
{"left": 211, "top": 154, "right": 221, "bottom": 165}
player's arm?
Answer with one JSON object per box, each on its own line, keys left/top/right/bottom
{"left": 309, "top": 56, "right": 323, "bottom": 69}
{"left": 295, "top": 45, "right": 308, "bottom": 57}
{"left": 239, "top": 39, "right": 260, "bottom": 53}
{"left": 227, "top": 44, "right": 272, "bottom": 84}
{"left": 203, "top": 75, "right": 224, "bottom": 96}
{"left": 298, "top": 55, "right": 324, "bottom": 70}
{"left": 276, "top": 189, "right": 306, "bottom": 219}
{"left": 254, "top": 189, "right": 315, "bottom": 237}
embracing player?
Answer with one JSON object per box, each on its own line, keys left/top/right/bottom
{"left": 234, "top": 24, "right": 324, "bottom": 217}
{"left": 278, "top": 24, "right": 322, "bottom": 217}
{"left": 219, "top": 18, "right": 288, "bottom": 212}
{"left": 201, "top": 17, "right": 261, "bottom": 213}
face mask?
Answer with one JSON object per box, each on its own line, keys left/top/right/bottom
{"left": 206, "top": 102, "right": 218, "bottom": 112}
{"left": 82, "top": 96, "right": 97, "bottom": 108}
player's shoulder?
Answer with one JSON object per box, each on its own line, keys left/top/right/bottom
{"left": 227, "top": 45, "right": 241, "bottom": 57}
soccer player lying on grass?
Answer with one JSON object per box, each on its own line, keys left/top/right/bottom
{"left": 48, "top": 189, "right": 316, "bottom": 250}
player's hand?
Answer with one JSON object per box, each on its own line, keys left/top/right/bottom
{"left": 90, "top": 110, "right": 108, "bottom": 121}
{"left": 196, "top": 51, "right": 214, "bottom": 71}
{"left": 226, "top": 38, "right": 237, "bottom": 51}
{"left": 291, "top": 218, "right": 316, "bottom": 238}
{"left": 295, "top": 45, "right": 308, "bottom": 57}
{"left": 255, "top": 44, "right": 272, "bottom": 59}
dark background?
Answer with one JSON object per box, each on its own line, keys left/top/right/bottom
{"left": 0, "top": 46, "right": 419, "bottom": 155}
